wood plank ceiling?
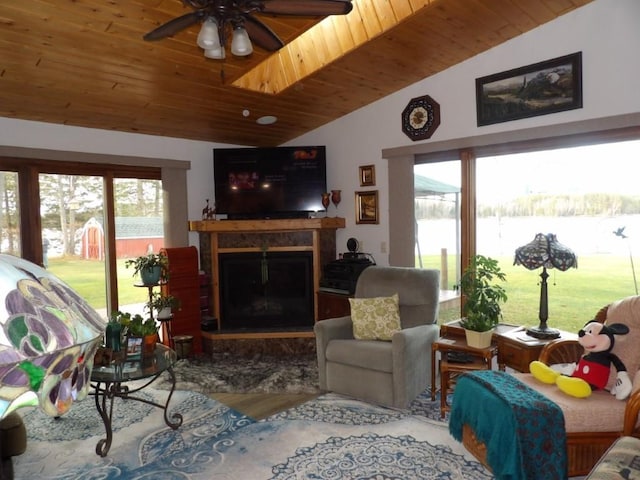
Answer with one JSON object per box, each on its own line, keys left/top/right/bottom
{"left": 0, "top": 0, "right": 593, "bottom": 147}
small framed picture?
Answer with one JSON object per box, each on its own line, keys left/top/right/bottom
{"left": 359, "top": 165, "right": 376, "bottom": 187}
{"left": 126, "top": 336, "right": 142, "bottom": 360}
{"left": 355, "top": 190, "right": 379, "bottom": 225}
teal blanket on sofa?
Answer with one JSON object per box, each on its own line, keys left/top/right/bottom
{"left": 449, "top": 370, "right": 567, "bottom": 480}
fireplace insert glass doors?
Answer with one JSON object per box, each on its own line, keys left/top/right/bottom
{"left": 219, "top": 251, "right": 314, "bottom": 331}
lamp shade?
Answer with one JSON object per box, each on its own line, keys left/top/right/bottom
{"left": 514, "top": 233, "right": 577, "bottom": 271}
{"left": 230, "top": 26, "right": 253, "bottom": 56}
{"left": 197, "top": 17, "right": 221, "bottom": 50}
{"left": 0, "top": 254, "right": 106, "bottom": 419}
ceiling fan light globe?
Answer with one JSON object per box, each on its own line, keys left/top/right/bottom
{"left": 197, "top": 18, "right": 220, "bottom": 50}
{"left": 231, "top": 27, "right": 253, "bottom": 56}
{"left": 204, "top": 47, "right": 225, "bottom": 60}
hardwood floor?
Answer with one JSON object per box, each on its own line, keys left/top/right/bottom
{"left": 210, "top": 392, "right": 320, "bottom": 420}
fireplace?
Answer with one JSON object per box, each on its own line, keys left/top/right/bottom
{"left": 219, "top": 251, "right": 314, "bottom": 331}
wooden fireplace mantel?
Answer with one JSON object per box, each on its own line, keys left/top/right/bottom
{"left": 188, "top": 217, "right": 345, "bottom": 233}
{"left": 189, "top": 217, "right": 345, "bottom": 339}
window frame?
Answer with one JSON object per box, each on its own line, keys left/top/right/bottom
{"left": 0, "top": 157, "right": 161, "bottom": 314}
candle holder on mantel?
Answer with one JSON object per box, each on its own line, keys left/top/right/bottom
{"left": 321, "top": 193, "right": 331, "bottom": 217}
{"left": 331, "top": 190, "right": 342, "bottom": 217}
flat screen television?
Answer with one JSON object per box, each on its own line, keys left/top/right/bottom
{"left": 213, "top": 146, "right": 327, "bottom": 220}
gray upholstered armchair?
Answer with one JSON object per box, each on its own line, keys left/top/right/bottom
{"left": 314, "top": 266, "right": 440, "bottom": 408}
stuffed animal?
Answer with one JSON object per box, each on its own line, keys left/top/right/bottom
{"left": 529, "top": 320, "right": 632, "bottom": 400}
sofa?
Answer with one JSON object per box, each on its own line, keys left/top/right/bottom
{"left": 585, "top": 435, "right": 640, "bottom": 479}
{"left": 459, "top": 296, "right": 640, "bottom": 476}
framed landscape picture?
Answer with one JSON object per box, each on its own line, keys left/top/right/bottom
{"left": 476, "top": 52, "right": 582, "bottom": 126}
{"left": 355, "top": 190, "right": 379, "bottom": 224}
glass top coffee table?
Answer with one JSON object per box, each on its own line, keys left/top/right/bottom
{"left": 90, "top": 343, "right": 183, "bottom": 457}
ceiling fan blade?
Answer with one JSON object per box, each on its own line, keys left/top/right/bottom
{"left": 143, "top": 11, "right": 204, "bottom": 41}
{"left": 260, "top": 0, "right": 353, "bottom": 16}
{"left": 244, "top": 15, "right": 285, "bottom": 52}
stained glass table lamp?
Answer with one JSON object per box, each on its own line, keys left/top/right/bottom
{"left": 0, "top": 254, "right": 106, "bottom": 419}
{"left": 514, "top": 233, "right": 577, "bottom": 339}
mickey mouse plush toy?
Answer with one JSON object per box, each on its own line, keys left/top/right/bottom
{"left": 530, "top": 320, "right": 633, "bottom": 400}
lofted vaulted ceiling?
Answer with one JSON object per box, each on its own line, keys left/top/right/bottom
{"left": 0, "top": 0, "right": 593, "bottom": 147}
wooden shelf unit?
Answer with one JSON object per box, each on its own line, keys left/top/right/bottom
{"left": 189, "top": 217, "right": 345, "bottom": 339}
{"left": 160, "top": 246, "right": 203, "bottom": 354}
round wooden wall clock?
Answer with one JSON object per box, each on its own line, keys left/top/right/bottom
{"left": 401, "top": 95, "right": 441, "bottom": 141}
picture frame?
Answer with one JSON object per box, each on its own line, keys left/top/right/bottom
{"left": 475, "top": 52, "right": 582, "bottom": 127}
{"left": 355, "top": 190, "right": 379, "bottom": 225}
{"left": 126, "top": 336, "right": 142, "bottom": 360}
{"left": 359, "top": 165, "right": 376, "bottom": 187}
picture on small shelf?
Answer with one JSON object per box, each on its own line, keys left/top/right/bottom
{"left": 126, "top": 337, "right": 143, "bottom": 360}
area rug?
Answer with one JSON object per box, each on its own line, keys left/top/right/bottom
{"left": 154, "top": 352, "right": 320, "bottom": 394}
{"left": 14, "top": 387, "right": 492, "bottom": 479}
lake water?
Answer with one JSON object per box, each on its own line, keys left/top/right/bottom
{"left": 416, "top": 214, "right": 640, "bottom": 257}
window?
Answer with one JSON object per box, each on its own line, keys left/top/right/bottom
{"left": 476, "top": 140, "right": 640, "bottom": 333}
{"left": 411, "top": 131, "right": 640, "bottom": 333}
{"left": 0, "top": 171, "right": 20, "bottom": 257}
{"left": 0, "top": 158, "right": 163, "bottom": 318}
{"left": 414, "top": 161, "right": 462, "bottom": 322}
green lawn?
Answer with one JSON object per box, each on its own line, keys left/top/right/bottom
{"left": 418, "top": 254, "right": 637, "bottom": 334}
{"left": 47, "top": 257, "right": 146, "bottom": 310}
{"left": 47, "top": 254, "right": 636, "bottom": 335}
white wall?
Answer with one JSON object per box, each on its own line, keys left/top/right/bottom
{"left": 1, "top": 0, "right": 638, "bottom": 263}
{"left": 289, "top": 0, "right": 640, "bottom": 264}
{"left": 0, "top": 118, "right": 240, "bottom": 247}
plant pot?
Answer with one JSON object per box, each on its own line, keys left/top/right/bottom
{"left": 140, "top": 265, "right": 162, "bottom": 285}
{"left": 157, "top": 307, "right": 172, "bottom": 320}
{"left": 464, "top": 329, "right": 494, "bottom": 349}
{"left": 143, "top": 333, "right": 158, "bottom": 357}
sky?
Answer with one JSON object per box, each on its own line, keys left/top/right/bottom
{"left": 414, "top": 139, "right": 640, "bottom": 203}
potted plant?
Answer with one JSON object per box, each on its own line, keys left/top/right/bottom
{"left": 114, "top": 311, "right": 159, "bottom": 356}
{"left": 459, "top": 255, "right": 508, "bottom": 348}
{"left": 125, "top": 252, "right": 168, "bottom": 285}
{"left": 149, "top": 292, "right": 180, "bottom": 320}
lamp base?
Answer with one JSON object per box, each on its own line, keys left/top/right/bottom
{"left": 526, "top": 325, "right": 561, "bottom": 339}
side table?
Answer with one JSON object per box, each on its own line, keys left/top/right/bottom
{"left": 495, "top": 327, "right": 577, "bottom": 372}
{"left": 90, "top": 344, "right": 183, "bottom": 457}
{"left": 431, "top": 335, "right": 497, "bottom": 418}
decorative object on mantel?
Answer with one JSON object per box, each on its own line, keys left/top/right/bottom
{"left": 401, "top": 94, "right": 441, "bottom": 141}
{"left": 476, "top": 51, "right": 583, "bottom": 126}
{"left": 514, "top": 233, "right": 577, "bottom": 339}
{"left": 321, "top": 192, "right": 331, "bottom": 217}
{"left": 459, "top": 255, "right": 508, "bottom": 349}
{"left": 142, "top": 0, "right": 353, "bottom": 60}
{"left": 359, "top": 165, "right": 376, "bottom": 187}
{"left": 355, "top": 190, "right": 379, "bottom": 225}
{"left": 330, "top": 190, "right": 342, "bottom": 216}
{"left": 0, "top": 254, "right": 105, "bottom": 419}
{"left": 202, "top": 198, "right": 216, "bottom": 220}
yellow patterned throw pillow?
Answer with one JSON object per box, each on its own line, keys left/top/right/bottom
{"left": 349, "top": 293, "right": 401, "bottom": 341}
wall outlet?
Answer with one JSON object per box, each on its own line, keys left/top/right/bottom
{"left": 381, "top": 241, "right": 387, "bottom": 253}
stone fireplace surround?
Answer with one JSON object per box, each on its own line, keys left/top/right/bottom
{"left": 189, "top": 218, "right": 345, "bottom": 340}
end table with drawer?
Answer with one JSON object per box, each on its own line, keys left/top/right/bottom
{"left": 431, "top": 335, "right": 497, "bottom": 418}
{"left": 432, "top": 321, "right": 575, "bottom": 418}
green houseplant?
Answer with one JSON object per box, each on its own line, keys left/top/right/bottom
{"left": 149, "top": 292, "right": 180, "bottom": 320}
{"left": 112, "top": 310, "right": 159, "bottom": 357}
{"left": 112, "top": 311, "right": 158, "bottom": 337}
{"left": 459, "top": 255, "right": 508, "bottom": 348}
{"left": 125, "top": 252, "right": 169, "bottom": 285}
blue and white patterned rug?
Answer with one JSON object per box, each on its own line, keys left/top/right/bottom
{"left": 14, "top": 387, "right": 492, "bottom": 479}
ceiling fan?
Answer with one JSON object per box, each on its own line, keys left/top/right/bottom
{"left": 143, "top": 0, "right": 354, "bottom": 59}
